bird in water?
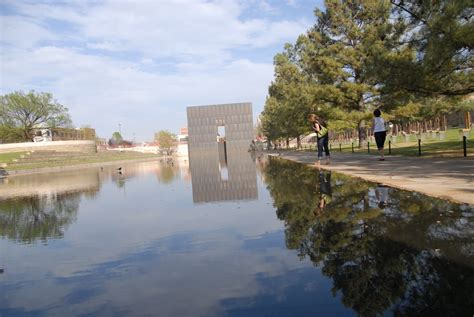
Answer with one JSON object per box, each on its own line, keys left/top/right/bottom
{"left": 0, "top": 168, "right": 8, "bottom": 178}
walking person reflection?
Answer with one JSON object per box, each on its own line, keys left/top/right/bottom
{"left": 375, "top": 184, "right": 389, "bottom": 209}
{"left": 314, "top": 170, "right": 332, "bottom": 216}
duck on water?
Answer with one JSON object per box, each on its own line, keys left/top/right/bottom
{"left": 0, "top": 168, "right": 8, "bottom": 178}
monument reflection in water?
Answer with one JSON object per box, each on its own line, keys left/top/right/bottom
{"left": 188, "top": 145, "right": 258, "bottom": 203}
{"left": 186, "top": 102, "right": 257, "bottom": 204}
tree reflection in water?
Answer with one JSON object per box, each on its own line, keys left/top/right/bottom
{"left": 263, "top": 157, "right": 474, "bottom": 316}
{"left": 0, "top": 192, "right": 86, "bottom": 244}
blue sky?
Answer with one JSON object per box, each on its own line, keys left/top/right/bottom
{"left": 1, "top": 0, "right": 323, "bottom": 141}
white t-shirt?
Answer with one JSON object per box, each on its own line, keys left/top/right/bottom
{"left": 373, "top": 117, "right": 386, "bottom": 133}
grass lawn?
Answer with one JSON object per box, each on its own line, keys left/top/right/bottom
{"left": 298, "top": 128, "right": 474, "bottom": 157}
{"left": 5, "top": 151, "right": 161, "bottom": 171}
{"left": 0, "top": 152, "right": 28, "bottom": 164}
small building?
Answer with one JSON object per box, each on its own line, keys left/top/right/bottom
{"left": 176, "top": 127, "right": 189, "bottom": 157}
{"left": 177, "top": 127, "right": 188, "bottom": 143}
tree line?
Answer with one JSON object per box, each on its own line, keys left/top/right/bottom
{"left": 260, "top": 0, "right": 473, "bottom": 147}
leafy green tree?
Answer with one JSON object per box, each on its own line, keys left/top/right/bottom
{"left": 0, "top": 91, "right": 72, "bottom": 140}
{"left": 111, "top": 131, "right": 123, "bottom": 143}
{"left": 297, "top": 0, "right": 402, "bottom": 146}
{"left": 380, "top": 0, "right": 474, "bottom": 98}
{"left": 265, "top": 50, "right": 314, "bottom": 148}
{"left": 0, "top": 124, "right": 24, "bottom": 143}
{"left": 261, "top": 97, "right": 283, "bottom": 144}
{"left": 154, "top": 130, "right": 177, "bottom": 154}
{"left": 261, "top": 1, "right": 472, "bottom": 145}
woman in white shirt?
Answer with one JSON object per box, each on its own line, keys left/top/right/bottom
{"left": 373, "top": 109, "right": 386, "bottom": 161}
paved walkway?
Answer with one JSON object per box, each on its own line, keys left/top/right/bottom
{"left": 269, "top": 151, "right": 474, "bottom": 205}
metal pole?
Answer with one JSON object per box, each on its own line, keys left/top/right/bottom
{"left": 367, "top": 142, "right": 370, "bottom": 154}
{"left": 388, "top": 140, "right": 392, "bottom": 155}
{"left": 339, "top": 143, "right": 342, "bottom": 152}
{"left": 224, "top": 140, "right": 227, "bottom": 163}
{"left": 463, "top": 136, "right": 467, "bottom": 157}
{"left": 352, "top": 142, "right": 354, "bottom": 153}
{"left": 418, "top": 139, "right": 421, "bottom": 156}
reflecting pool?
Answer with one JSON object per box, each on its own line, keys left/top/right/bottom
{"left": 0, "top": 155, "right": 473, "bottom": 316}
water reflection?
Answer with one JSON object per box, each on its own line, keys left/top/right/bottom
{"left": 0, "top": 170, "right": 101, "bottom": 244}
{"left": 0, "top": 161, "right": 190, "bottom": 244}
{"left": 0, "top": 193, "right": 81, "bottom": 244}
{"left": 0, "top": 157, "right": 473, "bottom": 316}
{"left": 189, "top": 145, "right": 258, "bottom": 203}
{"left": 263, "top": 157, "right": 474, "bottom": 316}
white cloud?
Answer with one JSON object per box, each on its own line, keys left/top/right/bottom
{"left": 1, "top": 45, "right": 274, "bottom": 139}
{"left": 6, "top": 0, "right": 308, "bottom": 58}
{"left": 0, "top": 16, "right": 54, "bottom": 48}
{"left": 286, "top": 0, "right": 299, "bottom": 7}
{"left": 1, "top": 0, "right": 313, "bottom": 140}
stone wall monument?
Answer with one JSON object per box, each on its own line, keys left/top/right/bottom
{"left": 186, "top": 102, "right": 254, "bottom": 151}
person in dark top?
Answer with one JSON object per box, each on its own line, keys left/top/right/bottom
{"left": 308, "top": 114, "right": 330, "bottom": 167}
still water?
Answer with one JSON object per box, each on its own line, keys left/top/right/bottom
{"left": 0, "top": 153, "right": 473, "bottom": 316}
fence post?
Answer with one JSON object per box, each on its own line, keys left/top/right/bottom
{"left": 352, "top": 142, "right": 354, "bottom": 153}
{"left": 388, "top": 140, "right": 392, "bottom": 155}
{"left": 418, "top": 139, "right": 421, "bottom": 156}
{"left": 367, "top": 142, "right": 370, "bottom": 154}
{"left": 463, "top": 136, "right": 467, "bottom": 157}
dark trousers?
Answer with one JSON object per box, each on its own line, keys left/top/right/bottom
{"left": 374, "top": 131, "right": 387, "bottom": 150}
{"left": 317, "top": 135, "right": 330, "bottom": 159}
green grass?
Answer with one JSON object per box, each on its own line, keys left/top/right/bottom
{"left": 0, "top": 152, "right": 28, "bottom": 164}
{"left": 5, "top": 151, "right": 161, "bottom": 171}
{"left": 296, "top": 128, "right": 474, "bottom": 157}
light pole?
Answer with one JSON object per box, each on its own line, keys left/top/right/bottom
{"left": 118, "top": 123, "right": 122, "bottom": 135}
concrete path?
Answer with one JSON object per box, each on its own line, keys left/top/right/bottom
{"left": 269, "top": 151, "right": 474, "bottom": 205}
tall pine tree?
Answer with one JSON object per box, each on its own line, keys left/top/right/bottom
{"left": 299, "top": 0, "right": 402, "bottom": 146}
